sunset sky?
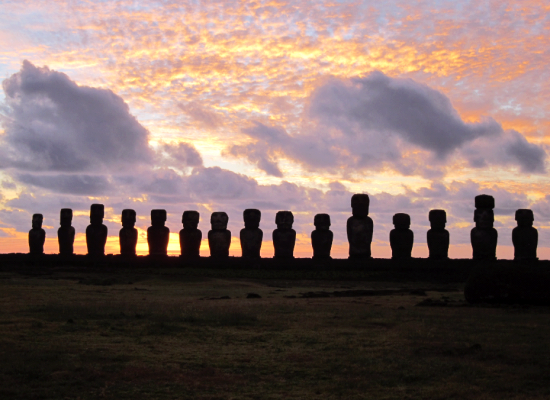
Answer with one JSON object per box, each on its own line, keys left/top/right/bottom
{"left": 0, "top": 0, "right": 549, "bottom": 258}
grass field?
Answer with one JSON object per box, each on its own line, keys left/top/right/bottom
{"left": 1, "top": 264, "right": 550, "bottom": 399}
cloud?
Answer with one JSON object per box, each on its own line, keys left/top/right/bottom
{"left": 1, "top": 60, "right": 153, "bottom": 173}
{"left": 461, "top": 129, "right": 546, "bottom": 173}
{"left": 226, "top": 121, "right": 339, "bottom": 176}
{"left": 224, "top": 141, "right": 284, "bottom": 177}
{"left": 17, "top": 173, "right": 112, "bottom": 196}
{"left": 227, "top": 72, "right": 546, "bottom": 177}
{"left": 178, "top": 101, "right": 223, "bottom": 130}
{"left": 0, "top": 164, "right": 541, "bottom": 252}
{"left": 137, "top": 168, "right": 188, "bottom": 197}
{"left": 0, "top": 61, "right": 206, "bottom": 200}
{"left": 156, "top": 141, "right": 204, "bottom": 169}
{"left": 309, "top": 72, "right": 502, "bottom": 157}
{"left": 187, "top": 167, "right": 258, "bottom": 201}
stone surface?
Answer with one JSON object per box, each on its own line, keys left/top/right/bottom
{"left": 273, "top": 211, "right": 296, "bottom": 259}
{"left": 471, "top": 195, "right": 497, "bottom": 261}
{"left": 347, "top": 194, "right": 373, "bottom": 259}
{"left": 427, "top": 209, "right": 449, "bottom": 260}
{"left": 311, "top": 213, "right": 333, "bottom": 260}
{"left": 119, "top": 209, "right": 138, "bottom": 256}
{"left": 471, "top": 226, "right": 498, "bottom": 261}
{"left": 390, "top": 213, "right": 413, "bottom": 259}
{"left": 474, "top": 208, "right": 495, "bottom": 230}
{"left": 28, "top": 213, "right": 45, "bottom": 255}
{"left": 240, "top": 209, "right": 263, "bottom": 258}
{"left": 475, "top": 194, "right": 495, "bottom": 210}
{"left": 208, "top": 212, "right": 231, "bottom": 258}
{"left": 58, "top": 208, "right": 75, "bottom": 256}
{"left": 147, "top": 209, "right": 169, "bottom": 256}
{"left": 180, "top": 211, "right": 202, "bottom": 258}
{"left": 86, "top": 204, "right": 108, "bottom": 256}
{"left": 512, "top": 209, "right": 538, "bottom": 261}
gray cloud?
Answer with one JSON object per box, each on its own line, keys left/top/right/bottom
{"left": 188, "top": 167, "right": 258, "bottom": 201}
{"left": 226, "top": 121, "right": 339, "bottom": 176}
{"left": 138, "top": 168, "right": 188, "bottom": 197}
{"left": 224, "top": 141, "right": 284, "bottom": 177}
{"left": 0, "top": 170, "right": 541, "bottom": 252}
{"left": 1, "top": 181, "right": 16, "bottom": 190}
{"left": 156, "top": 141, "right": 203, "bottom": 169}
{"left": 461, "top": 129, "right": 546, "bottom": 173}
{"left": 0, "top": 63, "right": 545, "bottom": 255}
{"left": 17, "top": 173, "right": 112, "bottom": 195}
{"left": 178, "top": 101, "right": 223, "bottom": 129}
{"left": 1, "top": 61, "right": 205, "bottom": 201}
{"left": 310, "top": 72, "right": 502, "bottom": 157}
{"left": 1, "top": 60, "right": 153, "bottom": 173}
{"left": 227, "top": 71, "right": 546, "bottom": 177}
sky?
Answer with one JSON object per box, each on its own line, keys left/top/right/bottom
{"left": 0, "top": 0, "right": 549, "bottom": 258}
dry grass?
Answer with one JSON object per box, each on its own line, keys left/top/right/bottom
{"left": 1, "top": 267, "right": 550, "bottom": 399}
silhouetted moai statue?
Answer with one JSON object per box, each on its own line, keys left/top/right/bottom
{"left": 471, "top": 194, "right": 497, "bottom": 261}
{"left": 390, "top": 213, "right": 413, "bottom": 259}
{"left": 119, "top": 209, "right": 138, "bottom": 256}
{"left": 147, "top": 209, "right": 170, "bottom": 256}
{"left": 347, "top": 194, "right": 373, "bottom": 259}
{"left": 512, "top": 209, "right": 538, "bottom": 262}
{"left": 180, "top": 211, "right": 202, "bottom": 258}
{"left": 86, "top": 204, "right": 108, "bottom": 256}
{"left": 427, "top": 209, "right": 449, "bottom": 260}
{"left": 240, "top": 209, "right": 263, "bottom": 259}
{"left": 311, "top": 213, "right": 333, "bottom": 260}
{"left": 58, "top": 208, "right": 75, "bottom": 256}
{"left": 208, "top": 212, "right": 231, "bottom": 258}
{"left": 29, "top": 213, "right": 45, "bottom": 255}
{"left": 273, "top": 211, "right": 296, "bottom": 259}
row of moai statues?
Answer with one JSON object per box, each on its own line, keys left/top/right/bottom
{"left": 27, "top": 194, "right": 538, "bottom": 261}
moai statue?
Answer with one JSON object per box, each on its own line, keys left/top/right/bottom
{"left": 28, "top": 213, "right": 45, "bottom": 255}
{"left": 179, "top": 211, "right": 202, "bottom": 258}
{"left": 147, "top": 209, "right": 170, "bottom": 256}
{"left": 512, "top": 209, "right": 538, "bottom": 261}
{"left": 390, "top": 213, "right": 413, "bottom": 259}
{"left": 471, "top": 194, "right": 498, "bottom": 261}
{"left": 208, "top": 212, "right": 231, "bottom": 258}
{"left": 273, "top": 211, "right": 296, "bottom": 259}
{"left": 86, "top": 204, "right": 108, "bottom": 256}
{"left": 311, "top": 213, "right": 333, "bottom": 260}
{"left": 347, "top": 194, "right": 373, "bottom": 259}
{"left": 240, "top": 209, "right": 263, "bottom": 259}
{"left": 58, "top": 208, "right": 75, "bottom": 256}
{"left": 119, "top": 209, "right": 138, "bottom": 256}
{"left": 427, "top": 209, "right": 449, "bottom": 260}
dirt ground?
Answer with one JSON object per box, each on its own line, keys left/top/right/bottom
{"left": 1, "top": 265, "right": 549, "bottom": 399}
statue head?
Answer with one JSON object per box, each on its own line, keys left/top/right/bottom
{"left": 475, "top": 194, "right": 495, "bottom": 210}
{"left": 351, "top": 194, "right": 369, "bottom": 218}
{"left": 182, "top": 210, "right": 200, "bottom": 230}
{"left": 393, "top": 213, "right": 410, "bottom": 230}
{"left": 121, "top": 209, "right": 136, "bottom": 228}
{"left": 243, "top": 209, "right": 261, "bottom": 229}
{"left": 211, "top": 212, "right": 228, "bottom": 230}
{"left": 515, "top": 209, "right": 534, "bottom": 227}
{"left": 60, "top": 208, "right": 73, "bottom": 227}
{"left": 275, "top": 211, "right": 294, "bottom": 230}
{"left": 151, "top": 209, "right": 167, "bottom": 227}
{"left": 314, "top": 213, "right": 331, "bottom": 230}
{"left": 90, "top": 204, "right": 104, "bottom": 225}
{"left": 474, "top": 208, "right": 494, "bottom": 229}
{"left": 32, "top": 213, "right": 43, "bottom": 230}
{"left": 429, "top": 209, "right": 446, "bottom": 230}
